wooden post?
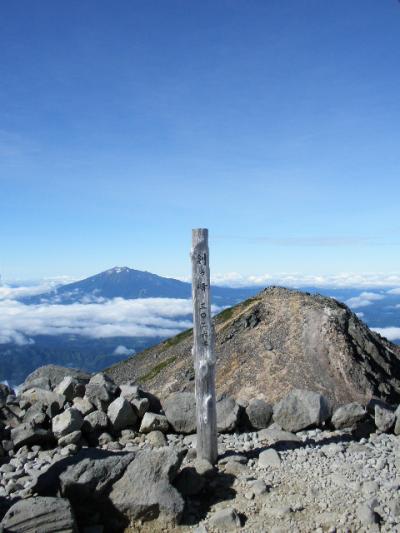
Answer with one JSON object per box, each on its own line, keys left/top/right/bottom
{"left": 191, "top": 228, "right": 218, "bottom": 465}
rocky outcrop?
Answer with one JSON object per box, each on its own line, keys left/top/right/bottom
{"left": 106, "top": 287, "right": 400, "bottom": 406}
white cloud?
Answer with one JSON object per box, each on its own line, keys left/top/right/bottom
{"left": 372, "top": 327, "right": 400, "bottom": 341}
{"left": 0, "top": 277, "right": 73, "bottom": 302}
{"left": 387, "top": 288, "right": 400, "bottom": 295}
{"left": 345, "top": 292, "right": 385, "bottom": 309}
{"left": 113, "top": 345, "right": 135, "bottom": 356}
{"left": 208, "top": 272, "right": 400, "bottom": 289}
{"left": 0, "top": 297, "right": 220, "bottom": 345}
{"left": 356, "top": 312, "right": 365, "bottom": 318}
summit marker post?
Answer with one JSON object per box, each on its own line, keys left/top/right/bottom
{"left": 191, "top": 228, "right": 218, "bottom": 464}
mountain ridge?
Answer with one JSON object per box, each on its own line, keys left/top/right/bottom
{"left": 106, "top": 287, "right": 400, "bottom": 407}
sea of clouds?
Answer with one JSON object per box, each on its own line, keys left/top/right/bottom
{"left": 1, "top": 276, "right": 400, "bottom": 345}
{"left": 0, "top": 283, "right": 215, "bottom": 346}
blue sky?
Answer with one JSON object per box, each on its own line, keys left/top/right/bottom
{"left": 1, "top": 0, "right": 399, "bottom": 282}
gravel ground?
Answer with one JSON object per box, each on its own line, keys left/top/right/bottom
{"left": 1, "top": 427, "right": 399, "bottom": 532}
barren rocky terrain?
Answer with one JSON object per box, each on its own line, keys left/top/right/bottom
{"left": 107, "top": 287, "right": 400, "bottom": 406}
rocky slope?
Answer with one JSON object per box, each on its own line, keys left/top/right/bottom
{"left": 107, "top": 287, "right": 400, "bottom": 407}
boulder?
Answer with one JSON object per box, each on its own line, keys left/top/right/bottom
{"left": 331, "top": 403, "right": 367, "bottom": 429}
{"left": 119, "top": 384, "right": 140, "bottom": 401}
{"left": 146, "top": 430, "right": 167, "bottom": 447}
{"left": 375, "top": 404, "right": 395, "bottom": 432}
{"left": 11, "top": 423, "right": 54, "bottom": 449}
{"left": 34, "top": 448, "right": 134, "bottom": 497}
{"left": 246, "top": 399, "right": 273, "bottom": 429}
{"left": 0, "top": 496, "right": 78, "bottom": 532}
{"left": 52, "top": 409, "right": 83, "bottom": 439}
{"left": 107, "top": 397, "right": 137, "bottom": 432}
{"left": 21, "top": 388, "right": 65, "bottom": 410}
{"left": 82, "top": 410, "right": 109, "bottom": 434}
{"left": 140, "top": 413, "right": 169, "bottom": 434}
{"left": 273, "top": 389, "right": 332, "bottom": 432}
{"left": 73, "top": 396, "right": 95, "bottom": 416}
{"left": 20, "top": 377, "right": 51, "bottom": 393}
{"left": 58, "top": 430, "right": 82, "bottom": 447}
{"left": 85, "top": 373, "right": 119, "bottom": 412}
{"left": 109, "top": 448, "right": 184, "bottom": 526}
{"left": 217, "top": 396, "right": 240, "bottom": 433}
{"left": 22, "top": 364, "right": 90, "bottom": 390}
{"left": 162, "top": 392, "right": 196, "bottom": 434}
{"left": 54, "top": 376, "right": 85, "bottom": 402}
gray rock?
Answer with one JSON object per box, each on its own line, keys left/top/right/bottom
{"left": 58, "top": 430, "right": 82, "bottom": 447}
{"left": 1, "top": 496, "right": 78, "bottom": 532}
{"left": 11, "top": 423, "right": 53, "bottom": 449}
{"left": 85, "top": 373, "right": 118, "bottom": 412}
{"left": 375, "top": 404, "right": 395, "bottom": 432}
{"left": 107, "top": 397, "right": 137, "bottom": 432}
{"left": 109, "top": 448, "right": 184, "bottom": 526}
{"left": 22, "top": 364, "right": 90, "bottom": 390}
{"left": 217, "top": 396, "right": 240, "bottom": 433}
{"left": 209, "top": 508, "right": 241, "bottom": 530}
{"left": 19, "top": 377, "right": 51, "bottom": 393}
{"left": 21, "top": 388, "right": 65, "bottom": 410}
{"left": 273, "top": 389, "right": 332, "bottom": 432}
{"left": 146, "top": 430, "right": 167, "bottom": 447}
{"left": 54, "top": 376, "right": 84, "bottom": 402}
{"left": 52, "top": 408, "right": 83, "bottom": 439}
{"left": 33, "top": 448, "right": 135, "bottom": 528}
{"left": 139, "top": 412, "right": 169, "bottom": 434}
{"left": 331, "top": 402, "right": 367, "bottom": 429}
{"left": 246, "top": 399, "right": 273, "bottom": 429}
{"left": 73, "top": 396, "right": 95, "bottom": 416}
{"left": 82, "top": 410, "right": 109, "bottom": 434}
{"left": 119, "top": 384, "right": 140, "bottom": 401}
{"left": 162, "top": 392, "right": 196, "bottom": 434}
{"left": 258, "top": 448, "right": 281, "bottom": 468}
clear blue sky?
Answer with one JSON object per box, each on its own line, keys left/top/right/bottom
{"left": 1, "top": 0, "right": 399, "bottom": 281}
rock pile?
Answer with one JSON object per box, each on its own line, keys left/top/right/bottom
{"left": 1, "top": 366, "right": 400, "bottom": 531}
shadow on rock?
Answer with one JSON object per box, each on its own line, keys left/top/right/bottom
{"left": 176, "top": 471, "right": 236, "bottom": 526}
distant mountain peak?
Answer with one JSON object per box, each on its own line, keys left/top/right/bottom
{"left": 106, "top": 266, "right": 132, "bottom": 274}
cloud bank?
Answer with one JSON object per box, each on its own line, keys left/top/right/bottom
{"left": 0, "top": 297, "right": 214, "bottom": 346}
{"left": 209, "top": 273, "right": 400, "bottom": 289}
{"left": 345, "top": 292, "right": 385, "bottom": 309}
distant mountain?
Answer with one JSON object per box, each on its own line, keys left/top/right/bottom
{"left": 21, "top": 266, "right": 260, "bottom": 306}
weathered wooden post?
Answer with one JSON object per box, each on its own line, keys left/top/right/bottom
{"left": 191, "top": 228, "right": 218, "bottom": 465}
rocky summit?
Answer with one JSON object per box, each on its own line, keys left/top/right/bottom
{"left": 2, "top": 367, "right": 400, "bottom": 532}
{"left": 107, "top": 287, "right": 400, "bottom": 406}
